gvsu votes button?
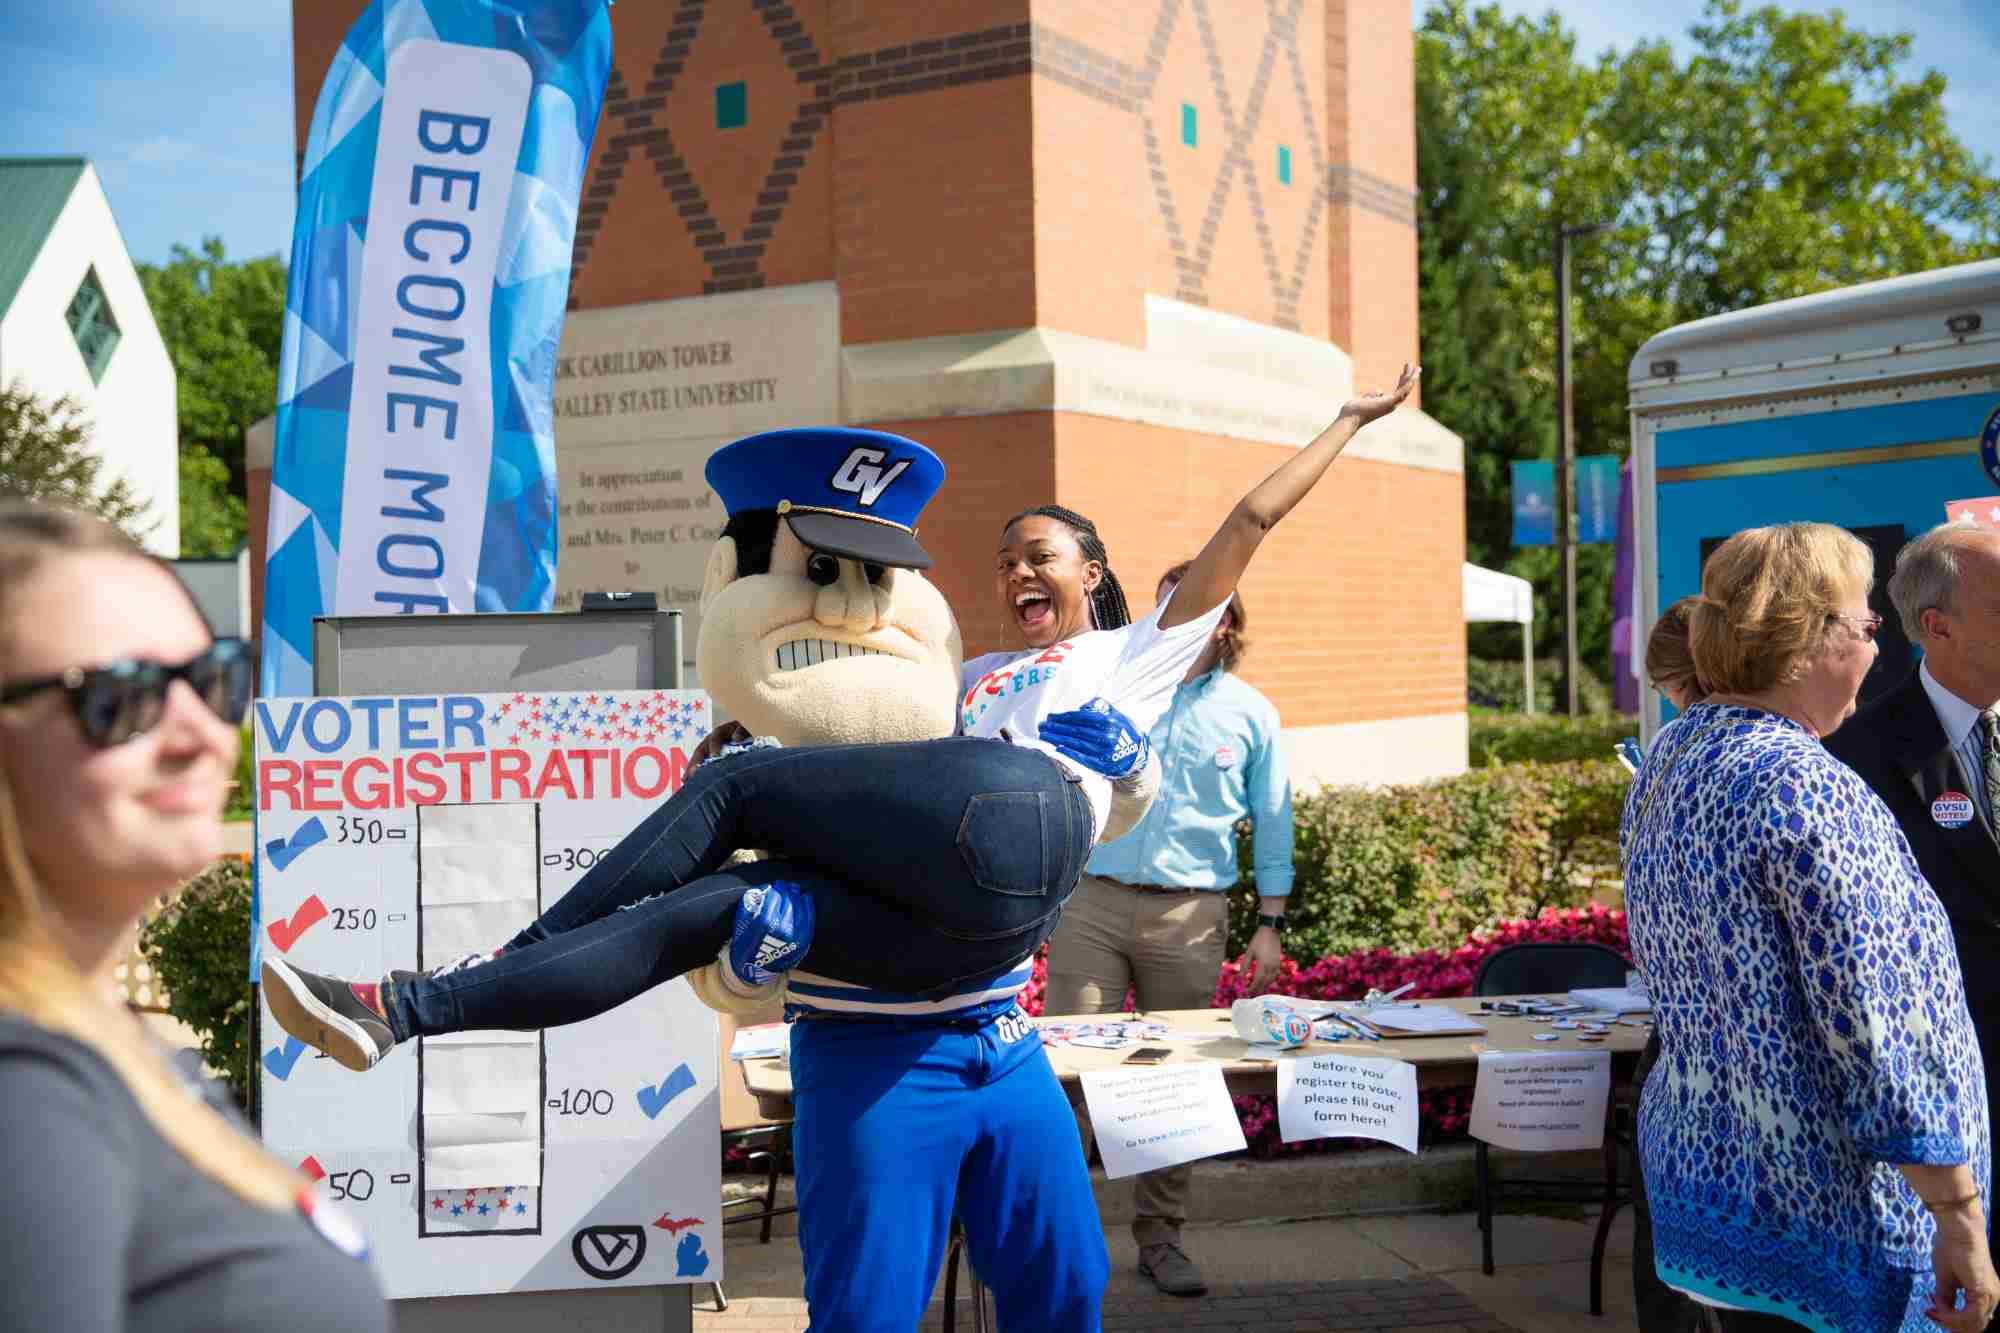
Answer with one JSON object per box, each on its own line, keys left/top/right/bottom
{"left": 1933, "top": 791, "right": 1975, "bottom": 829}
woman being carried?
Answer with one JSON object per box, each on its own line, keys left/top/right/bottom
{"left": 264, "top": 365, "right": 1420, "bottom": 1070}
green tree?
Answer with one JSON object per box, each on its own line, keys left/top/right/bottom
{"left": 1417, "top": 0, "right": 2000, "bottom": 694}
{"left": 179, "top": 442, "right": 248, "bottom": 558}
{"left": 0, "top": 381, "right": 156, "bottom": 538}
{"left": 138, "top": 236, "right": 286, "bottom": 489}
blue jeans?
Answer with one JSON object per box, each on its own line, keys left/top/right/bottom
{"left": 384, "top": 738, "right": 1093, "bottom": 1040}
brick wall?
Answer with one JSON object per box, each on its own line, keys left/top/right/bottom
{"left": 274, "top": 1, "right": 1459, "bottom": 749}
{"left": 1048, "top": 411, "right": 1462, "bottom": 731}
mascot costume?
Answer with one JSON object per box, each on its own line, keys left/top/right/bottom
{"left": 681, "top": 429, "right": 1136, "bottom": 1330}
{"left": 265, "top": 367, "right": 1419, "bottom": 1325}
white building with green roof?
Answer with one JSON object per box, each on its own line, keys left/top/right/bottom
{"left": 0, "top": 157, "right": 177, "bottom": 554}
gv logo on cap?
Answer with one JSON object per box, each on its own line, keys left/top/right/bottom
{"left": 573, "top": 1224, "right": 648, "bottom": 1280}
{"left": 829, "top": 446, "right": 911, "bottom": 507}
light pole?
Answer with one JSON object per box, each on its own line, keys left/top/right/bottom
{"left": 1553, "top": 219, "right": 1611, "bottom": 717}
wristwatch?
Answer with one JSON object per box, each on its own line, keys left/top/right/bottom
{"left": 1256, "top": 913, "right": 1287, "bottom": 932}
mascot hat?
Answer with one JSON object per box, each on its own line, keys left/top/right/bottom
{"left": 706, "top": 427, "right": 945, "bottom": 570}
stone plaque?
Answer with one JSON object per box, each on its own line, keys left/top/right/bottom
{"left": 552, "top": 282, "right": 839, "bottom": 650}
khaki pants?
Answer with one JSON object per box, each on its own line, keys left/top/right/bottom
{"left": 1043, "top": 872, "right": 1229, "bottom": 1248}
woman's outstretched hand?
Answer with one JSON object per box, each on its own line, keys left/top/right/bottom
{"left": 1337, "top": 362, "right": 1420, "bottom": 428}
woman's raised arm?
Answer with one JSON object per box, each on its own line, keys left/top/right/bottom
{"left": 1160, "top": 362, "right": 1419, "bottom": 629}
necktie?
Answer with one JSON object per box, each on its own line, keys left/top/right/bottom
{"left": 1980, "top": 709, "right": 2000, "bottom": 834}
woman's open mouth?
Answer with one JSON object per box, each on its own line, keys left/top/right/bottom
{"left": 1014, "top": 589, "right": 1054, "bottom": 633}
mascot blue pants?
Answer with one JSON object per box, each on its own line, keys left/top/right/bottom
{"left": 790, "top": 1014, "right": 1107, "bottom": 1331}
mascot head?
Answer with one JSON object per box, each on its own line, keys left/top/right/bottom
{"left": 698, "top": 428, "right": 962, "bottom": 746}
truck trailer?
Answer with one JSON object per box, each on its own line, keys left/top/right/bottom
{"left": 1628, "top": 259, "right": 2000, "bottom": 739}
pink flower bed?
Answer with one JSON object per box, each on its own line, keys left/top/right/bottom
{"left": 1022, "top": 904, "right": 1631, "bottom": 1157}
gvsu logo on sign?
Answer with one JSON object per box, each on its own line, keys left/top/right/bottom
{"left": 573, "top": 1224, "right": 647, "bottom": 1280}
{"left": 829, "top": 447, "right": 911, "bottom": 507}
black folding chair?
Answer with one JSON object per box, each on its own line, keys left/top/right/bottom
{"left": 1471, "top": 941, "right": 1633, "bottom": 1317}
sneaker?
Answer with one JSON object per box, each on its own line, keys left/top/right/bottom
{"left": 262, "top": 957, "right": 397, "bottom": 1072}
{"left": 1137, "top": 1241, "right": 1207, "bottom": 1297}
{"left": 722, "top": 880, "right": 815, "bottom": 994}
{"left": 428, "top": 950, "right": 499, "bottom": 978}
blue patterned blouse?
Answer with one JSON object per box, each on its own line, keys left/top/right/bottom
{"left": 1623, "top": 703, "right": 1991, "bottom": 1331}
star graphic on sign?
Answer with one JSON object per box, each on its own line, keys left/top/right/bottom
{"left": 432, "top": 1198, "right": 444, "bottom": 1210}
{"left": 450, "top": 1204, "right": 463, "bottom": 1216}
{"left": 477, "top": 1203, "right": 490, "bottom": 1215}
{"left": 515, "top": 1202, "right": 527, "bottom": 1215}
{"left": 504, "top": 1186, "right": 515, "bottom": 1194}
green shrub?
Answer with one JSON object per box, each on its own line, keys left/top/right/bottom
{"left": 1467, "top": 655, "right": 1615, "bottom": 715}
{"left": 1227, "top": 759, "right": 1629, "bottom": 961}
{"left": 226, "top": 720, "right": 254, "bottom": 821}
{"left": 1468, "top": 711, "right": 1636, "bottom": 767}
{"left": 139, "top": 855, "right": 254, "bottom": 1107}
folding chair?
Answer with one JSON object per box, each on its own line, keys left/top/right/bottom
{"left": 704, "top": 1005, "right": 798, "bottom": 1313}
{"left": 1471, "top": 941, "right": 1633, "bottom": 1316}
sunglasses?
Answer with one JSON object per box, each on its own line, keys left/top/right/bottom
{"left": 0, "top": 638, "right": 253, "bottom": 747}
{"left": 1827, "top": 612, "right": 1884, "bottom": 643}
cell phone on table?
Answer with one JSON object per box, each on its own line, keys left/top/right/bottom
{"left": 1123, "top": 1046, "right": 1174, "bottom": 1065}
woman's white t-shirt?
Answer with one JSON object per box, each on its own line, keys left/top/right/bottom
{"left": 958, "top": 594, "right": 1231, "bottom": 840}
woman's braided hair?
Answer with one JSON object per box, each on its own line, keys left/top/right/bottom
{"left": 1004, "top": 504, "right": 1132, "bottom": 632}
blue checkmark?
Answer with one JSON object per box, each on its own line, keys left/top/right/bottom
{"left": 636, "top": 1062, "right": 697, "bottom": 1120}
{"left": 263, "top": 1036, "right": 307, "bottom": 1081}
{"left": 266, "top": 817, "right": 329, "bottom": 872}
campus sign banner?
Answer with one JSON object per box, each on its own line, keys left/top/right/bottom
{"left": 261, "top": 0, "right": 614, "bottom": 697}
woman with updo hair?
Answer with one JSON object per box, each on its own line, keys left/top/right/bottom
{"left": 1622, "top": 522, "right": 1995, "bottom": 1331}
{"left": 0, "top": 501, "right": 387, "bottom": 1331}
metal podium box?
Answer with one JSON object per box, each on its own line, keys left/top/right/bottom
{"left": 311, "top": 607, "right": 686, "bottom": 696}
{"left": 297, "top": 605, "right": 695, "bottom": 1333}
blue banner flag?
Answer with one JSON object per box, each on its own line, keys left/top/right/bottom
{"left": 261, "top": 0, "right": 614, "bottom": 698}
{"left": 1577, "top": 454, "right": 1621, "bottom": 545}
{"left": 1511, "top": 460, "right": 1555, "bottom": 547}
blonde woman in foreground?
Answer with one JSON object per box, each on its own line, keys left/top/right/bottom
{"left": 0, "top": 501, "right": 387, "bottom": 1331}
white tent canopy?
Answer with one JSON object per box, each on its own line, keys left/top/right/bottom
{"left": 1462, "top": 563, "right": 1536, "bottom": 713}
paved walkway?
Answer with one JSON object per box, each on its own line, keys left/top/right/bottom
{"left": 694, "top": 1205, "right": 1640, "bottom": 1332}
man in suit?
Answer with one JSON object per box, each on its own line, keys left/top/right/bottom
{"left": 1825, "top": 521, "right": 2000, "bottom": 1244}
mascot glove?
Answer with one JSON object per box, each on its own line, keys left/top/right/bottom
{"left": 1039, "top": 697, "right": 1150, "bottom": 780}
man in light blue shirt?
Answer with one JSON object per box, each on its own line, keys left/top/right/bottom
{"left": 1044, "top": 563, "right": 1293, "bottom": 1297}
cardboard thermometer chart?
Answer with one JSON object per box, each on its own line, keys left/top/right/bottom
{"left": 254, "top": 690, "right": 719, "bottom": 1297}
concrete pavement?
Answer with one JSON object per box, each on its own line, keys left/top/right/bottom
{"left": 694, "top": 1183, "right": 1640, "bottom": 1332}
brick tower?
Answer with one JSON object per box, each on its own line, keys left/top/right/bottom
{"left": 260, "top": 0, "right": 1468, "bottom": 784}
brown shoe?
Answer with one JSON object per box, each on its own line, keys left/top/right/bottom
{"left": 1137, "top": 1241, "right": 1207, "bottom": 1296}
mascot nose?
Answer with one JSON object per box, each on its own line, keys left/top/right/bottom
{"left": 814, "top": 561, "right": 887, "bottom": 632}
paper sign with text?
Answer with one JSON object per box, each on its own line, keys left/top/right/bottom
{"left": 1080, "top": 1062, "right": 1247, "bottom": 1179}
{"left": 1469, "top": 1050, "right": 1611, "bottom": 1152}
{"left": 1277, "top": 1054, "right": 1419, "bottom": 1153}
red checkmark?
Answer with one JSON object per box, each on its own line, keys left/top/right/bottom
{"left": 299, "top": 1155, "right": 326, "bottom": 1182}
{"left": 267, "top": 895, "right": 329, "bottom": 953}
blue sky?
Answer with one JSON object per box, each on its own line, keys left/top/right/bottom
{"left": 0, "top": 2, "right": 1994, "bottom": 268}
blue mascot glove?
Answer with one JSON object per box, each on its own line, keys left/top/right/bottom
{"left": 1038, "top": 697, "right": 1150, "bottom": 780}
{"left": 726, "top": 880, "right": 815, "bottom": 990}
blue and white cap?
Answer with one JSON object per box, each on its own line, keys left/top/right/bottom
{"left": 705, "top": 427, "right": 946, "bottom": 569}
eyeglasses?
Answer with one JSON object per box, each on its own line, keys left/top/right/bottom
{"left": 0, "top": 638, "right": 253, "bottom": 746}
{"left": 1828, "top": 612, "right": 1883, "bottom": 643}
